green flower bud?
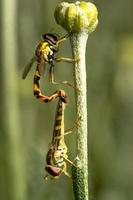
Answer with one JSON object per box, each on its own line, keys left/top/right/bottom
{"left": 54, "top": 1, "right": 98, "bottom": 33}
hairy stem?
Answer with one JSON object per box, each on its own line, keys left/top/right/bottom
{"left": 70, "top": 32, "right": 89, "bottom": 200}
{"left": 54, "top": 1, "right": 98, "bottom": 199}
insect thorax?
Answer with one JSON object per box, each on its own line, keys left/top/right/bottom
{"left": 46, "top": 142, "right": 67, "bottom": 168}
{"left": 35, "top": 41, "right": 55, "bottom": 63}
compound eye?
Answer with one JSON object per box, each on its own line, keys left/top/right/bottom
{"left": 42, "top": 33, "right": 58, "bottom": 45}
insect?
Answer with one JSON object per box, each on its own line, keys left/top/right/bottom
{"left": 22, "top": 33, "right": 79, "bottom": 87}
{"left": 44, "top": 94, "right": 76, "bottom": 179}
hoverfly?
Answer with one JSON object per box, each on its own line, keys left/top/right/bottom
{"left": 44, "top": 94, "right": 76, "bottom": 179}
{"left": 22, "top": 33, "right": 78, "bottom": 103}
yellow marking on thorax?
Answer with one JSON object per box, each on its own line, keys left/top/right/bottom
{"left": 40, "top": 41, "right": 48, "bottom": 49}
{"left": 41, "top": 42, "right": 51, "bottom": 55}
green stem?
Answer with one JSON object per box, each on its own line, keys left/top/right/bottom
{"left": 70, "top": 32, "right": 89, "bottom": 200}
{"left": 54, "top": 1, "right": 98, "bottom": 199}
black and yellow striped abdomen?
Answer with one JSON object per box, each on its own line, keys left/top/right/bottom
{"left": 46, "top": 98, "right": 67, "bottom": 169}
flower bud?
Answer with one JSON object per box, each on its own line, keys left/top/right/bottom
{"left": 54, "top": 1, "right": 98, "bottom": 33}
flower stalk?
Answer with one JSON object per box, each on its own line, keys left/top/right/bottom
{"left": 70, "top": 31, "right": 89, "bottom": 200}
{"left": 55, "top": 1, "right": 98, "bottom": 200}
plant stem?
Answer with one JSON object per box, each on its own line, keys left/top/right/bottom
{"left": 70, "top": 32, "right": 89, "bottom": 200}
{"left": 54, "top": 2, "right": 98, "bottom": 199}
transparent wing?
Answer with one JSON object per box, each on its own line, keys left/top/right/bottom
{"left": 38, "top": 61, "right": 46, "bottom": 77}
{"left": 22, "top": 56, "right": 36, "bottom": 79}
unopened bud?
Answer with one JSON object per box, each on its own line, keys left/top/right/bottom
{"left": 54, "top": 1, "right": 98, "bottom": 33}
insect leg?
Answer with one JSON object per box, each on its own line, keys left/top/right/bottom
{"left": 49, "top": 64, "right": 79, "bottom": 92}
{"left": 64, "top": 124, "right": 77, "bottom": 135}
{"left": 55, "top": 57, "right": 79, "bottom": 63}
{"left": 64, "top": 116, "right": 81, "bottom": 135}
{"left": 62, "top": 162, "right": 71, "bottom": 178}
{"left": 33, "top": 65, "right": 67, "bottom": 103}
{"left": 63, "top": 156, "right": 77, "bottom": 168}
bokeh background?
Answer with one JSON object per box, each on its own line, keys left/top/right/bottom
{"left": 0, "top": 0, "right": 133, "bottom": 200}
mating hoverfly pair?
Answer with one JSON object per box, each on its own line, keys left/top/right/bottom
{"left": 22, "top": 33, "right": 78, "bottom": 179}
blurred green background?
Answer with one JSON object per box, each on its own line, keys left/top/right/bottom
{"left": 1, "top": 0, "right": 133, "bottom": 200}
